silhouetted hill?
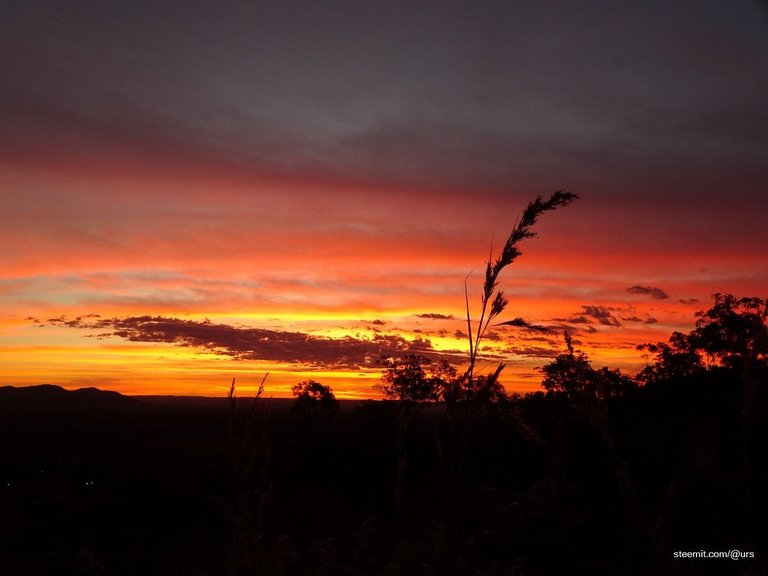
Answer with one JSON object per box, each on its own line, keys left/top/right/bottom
{"left": 0, "top": 384, "right": 147, "bottom": 413}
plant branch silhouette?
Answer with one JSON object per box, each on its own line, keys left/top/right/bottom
{"left": 439, "top": 191, "right": 578, "bottom": 549}
{"left": 225, "top": 374, "right": 271, "bottom": 575}
{"left": 464, "top": 190, "right": 578, "bottom": 386}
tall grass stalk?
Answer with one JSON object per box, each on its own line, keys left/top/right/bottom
{"left": 225, "top": 374, "right": 270, "bottom": 575}
{"left": 442, "top": 191, "right": 578, "bottom": 546}
{"left": 463, "top": 191, "right": 578, "bottom": 386}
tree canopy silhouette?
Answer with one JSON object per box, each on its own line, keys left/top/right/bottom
{"left": 540, "top": 332, "right": 635, "bottom": 399}
{"left": 375, "top": 354, "right": 456, "bottom": 408}
{"left": 291, "top": 380, "right": 339, "bottom": 420}
{"left": 689, "top": 293, "right": 768, "bottom": 370}
{"left": 638, "top": 293, "right": 768, "bottom": 383}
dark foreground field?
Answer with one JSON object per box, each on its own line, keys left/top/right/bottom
{"left": 1, "top": 379, "right": 766, "bottom": 576}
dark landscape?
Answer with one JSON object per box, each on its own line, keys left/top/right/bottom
{"left": 3, "top": 2, "right": 768, "bottom": 575}
{"left": 2, "top": 297, "right": 766, "bottom": 576}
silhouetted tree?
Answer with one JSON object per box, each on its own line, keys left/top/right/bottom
{"left": 461, "top": 364, "right": 510, "bottom": 405}
{"left": 592, "top": 366, "right": 638, "bottom": 399}
{"left": 375, "top": 354, "right": 455, "bottom": 410}
{"left": 539, "top": 333, "right": 662, "bottom": 572}
{"left": 689, "top": 293, "right": 768, "bottom": 370}
{"left": 685, "top": 293, "right": 768, "bottom": 524}
{"left": 375, "top": 354, "right": 457, "bottom": 535}
{"left": 541, "top": 332, "right": 635, "bottom": 399}
{"left": 291, "top": 380, "right": 339, "bottom": 420}
{"left": 637, "top": 293, "right": 768, "bottom": 383}
{"left": 540, "top": 332, "right": 596, "bottom": 398}
{"left": 636, "top": 330, "right": 704, "bottom": 384}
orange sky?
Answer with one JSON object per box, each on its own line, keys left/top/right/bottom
{"left": 3, "top": 163, "right": 765, "bottom": 398}
{"left": 2, "top": 2, "right": 767, "bottom": 398}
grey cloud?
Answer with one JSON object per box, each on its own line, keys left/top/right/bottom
{"left": 3, "top": 2, "right": 767, "bottom": 197}
{"left": 552, "top": 315, "right": 592, "bottom": 324}
{"left": 545, "top": 321, "right": 599, "bottom": 335}
{"left": 44, "top": 315, "right": 470, "bottom": 370}
{"left": 503, "top": 345, "right": 560, "bottom": 360}
{"left": 621, "top": 315, "right": 658, "bottom": 325}
{"left": 580, "top": 306, "right": 622, "bottom": 327}
{"left": 627, "top": 285, "right": 669, "bottom": 300}
{"left": 415, "top": 313, "right": 455, "bottom": 320}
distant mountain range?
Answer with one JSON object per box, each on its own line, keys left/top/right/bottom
{"left": 0, "top": 385, "right": 361, "bottom": 413}
{"left": 0, "top": 384, "right": 147, "bottom": 412}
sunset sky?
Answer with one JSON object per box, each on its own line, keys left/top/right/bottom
{"left": 2, "top": 1, "right": 767, "bottom": 398}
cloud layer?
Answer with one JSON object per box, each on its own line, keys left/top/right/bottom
{"left": 627, "top": 285, "right": 669, "bottom": 300}
{"left": 2, "top": 2, "right": 767, "bottom": 395}
{"left": 45, "top": 315, "right": 468, "bottom": 370}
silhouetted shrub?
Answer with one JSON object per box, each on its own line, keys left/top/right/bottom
{"left": 291, "top": 380, "right": 339, "bottom": 420}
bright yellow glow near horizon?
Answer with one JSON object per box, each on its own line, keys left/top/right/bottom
{"left": 0, "top": 307, "right": 678, "bottom": 398}
{"left": 3, "top": 171, "right": 756, "bottom": 400}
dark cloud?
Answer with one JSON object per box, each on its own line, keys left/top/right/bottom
{"left": 494, "top": 317, "right": 550, "bottom": 332}
{"left": 46, "top": 315, "right": 469, "bottom": 370}
{"left": 3, "top": 2, "right": 767, "bottom": 197}
{"left": 620, "top": 315, "right": 659, "bottom": 325}
{"left": 588, "top": 340, "right": 640, "bottom": 351}
{"left": 415, "top": 313, "right": 455, "bottom": 320}
{"left": 501, "top": 333, "right": 563, "bottom": 359}
{"left": 679, "top": 298, "right": 700, "bottom": 305}
{"left": 502, "top": 346, "right": 560, "bottom": 360}
{"left": 626, "top": 285, "right": 669, "bottom": 300}
{"left": 552, "top": 315, "right": 592, "bottom": 324}
{"left": 544, "top": 321, "right": 599, "bottom": 335}
{"left": 580, "top": 305, "right": 622, "bottom": 327}
{"left": 362, "top": 319, "right": 387, "bottom": 326}
{"left": 46, "top": 315, "right": 102, "bottom": 328}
